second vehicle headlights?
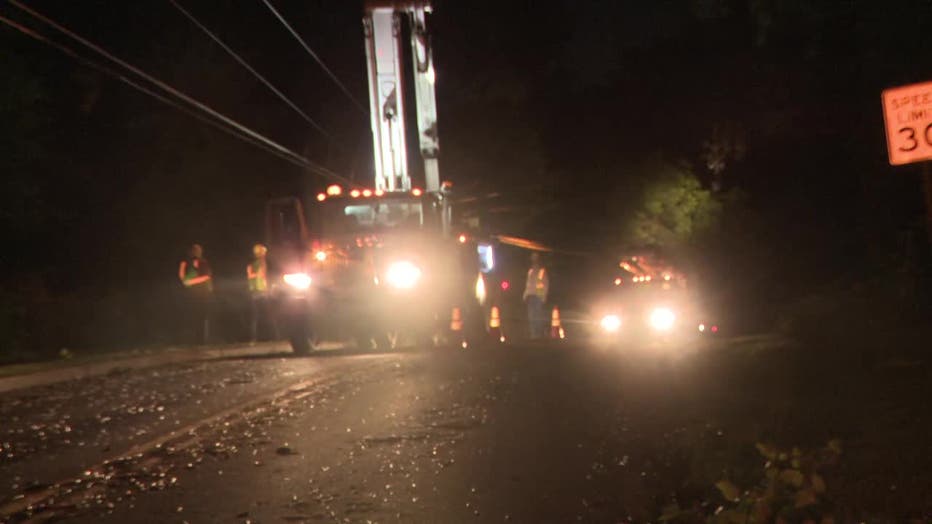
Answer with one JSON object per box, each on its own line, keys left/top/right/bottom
{"left": 600, "top": 314, "right": 622, "bottom": 333}
{"left": 649, "top": 307, "right": 676, "bottom": 331}
{"left": 385, "top": 260, "right": 422, "bottom": 289}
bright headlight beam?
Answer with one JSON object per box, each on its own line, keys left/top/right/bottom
{"left": 600, "top": 314, "right": 621, "bottom": 333}
{"left": 283, "top": 272, "right": 312, "bottom": 290}
{"left": 649, "top": 307, "right": 676, "bottom": 331}
{"left": 385, "top": 261, "right": 421, "bottom": 289}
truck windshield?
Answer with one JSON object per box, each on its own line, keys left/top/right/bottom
{"left": 317, "top": 199, "right": 425, "bottom": 235}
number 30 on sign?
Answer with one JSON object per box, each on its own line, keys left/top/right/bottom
{"left": 882, "top": 80, "right": 932, "bottom": 166}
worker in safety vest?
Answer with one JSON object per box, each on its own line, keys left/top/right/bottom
{"left": 522, "top": 252, "right": 550, "bottom": 339}
{"left": 246, "top": 243, "right": 277, "bottom": 344}
{"left": 178, "top": 243, "right": 213, "bottom": 345}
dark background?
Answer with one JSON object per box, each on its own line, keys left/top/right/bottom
{"left": 2, "top": 0, "right": 930, "bottom": 356}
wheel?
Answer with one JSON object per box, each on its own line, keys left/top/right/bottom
{"left": 290, "top": 335, "right": 312, "bottom": 355}
{"left": 374, "top": 332, "right": 393, "bottom": 350}
{"left": 286, "top": 319, "right": 313, "bottom": 355}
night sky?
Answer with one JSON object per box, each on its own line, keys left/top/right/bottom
{"left": 2, "top": 0, "right": 931, "bottom": 305}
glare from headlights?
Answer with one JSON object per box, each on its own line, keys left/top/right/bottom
{"left": 283, "top": 273, "right": 312, "bottom": 290}
{"left": 385, "top": 261, "right": 421, "bottom": 289}
{"left": 649, "top": 307, "right": 676, "bottom": 331}
{"left": 475, "top": 273, "right": 487, "bottom": 305}
{"left": 600, "top": 314, "right": 621, "bottom": 333}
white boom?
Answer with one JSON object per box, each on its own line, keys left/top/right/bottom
{"left": 363, "top": 0, "right": 440, "bottom": 193}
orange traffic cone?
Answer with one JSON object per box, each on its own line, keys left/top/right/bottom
{"left": 449, "top": 307, "right": 467, "bottom": 349}
{"left": 489, "top": 305, "right": 505, "bottom": 343}
{"left": 550, "top": 306, "right": 565, "bottom": 340}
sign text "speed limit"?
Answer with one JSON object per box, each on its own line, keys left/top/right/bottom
{"left": 882, "top": 80, "right": 932, "bottom": 166}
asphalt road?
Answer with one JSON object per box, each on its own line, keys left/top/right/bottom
{"left": 1, "top": 338, "right": 930, "bottom": 523}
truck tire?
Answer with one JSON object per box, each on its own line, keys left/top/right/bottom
{"left": 285, "top": 319, "right": 313, "bottom": 355}
{"left": 289, "top": 335, "right": 312, "bottom": 355}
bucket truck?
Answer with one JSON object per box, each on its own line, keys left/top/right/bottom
{"left": 267, "top": 0, "right": 489, "bottom": 353}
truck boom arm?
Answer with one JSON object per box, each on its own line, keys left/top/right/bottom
{"left": 363, "top": 0, "right": 440, "bottom": 193}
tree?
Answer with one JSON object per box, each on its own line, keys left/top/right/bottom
{"left": 629, "top": 161, "right": 722, "bottom": 253}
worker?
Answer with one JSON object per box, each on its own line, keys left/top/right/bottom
{"left": 178, "top": 243, "right": 213, "bottom": 345}
{"left": 522, "top": 252, "right": 550, "bottom": 339}
{"left": 246, "top": 243, "right": 276, "bottom": 344}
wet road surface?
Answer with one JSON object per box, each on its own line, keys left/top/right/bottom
{"left": 2, "top": 340, "right": 931, "bottom": 522}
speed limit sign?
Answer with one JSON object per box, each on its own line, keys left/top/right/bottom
{"left": 882, "top": 80, "right": 932, "bottom": 166}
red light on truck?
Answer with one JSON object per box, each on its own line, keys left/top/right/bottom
{"left": 501, "top": 280, "right": 510, "bottom": 291}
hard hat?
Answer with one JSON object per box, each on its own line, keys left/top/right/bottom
{"left": 253, "top": 243, "right": 268, "bottom": 256}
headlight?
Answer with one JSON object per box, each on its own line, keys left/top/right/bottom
{"left": 600, "top": 314, "right": 621, "bottom": 333}
{"left": 385, "top": 261, "right": 421, "bottom": 289}
{"left": 283, "top": 272, "right": 312, "bottom": 290}
{"left": 649, "top": 307, "right": 676, "bottom": 331}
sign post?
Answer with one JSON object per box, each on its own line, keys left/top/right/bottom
{"left": 882, "top": 80, "right": 932, "bottom": 244}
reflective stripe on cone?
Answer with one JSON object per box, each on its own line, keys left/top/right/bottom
{"left": 449, "top": 307, "right": 467, "bottom": 349}
{"left": 550, "top": 306, "right": 565, "bottom": 340}
{"left": 450, "top": 307, "right": 463, "bottom": 331}
{"left": 489, "top": 305, "right": 505, "bottom": 343}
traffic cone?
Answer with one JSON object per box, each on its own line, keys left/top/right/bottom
{"left": 488, "top": 305, "right": 505, "bottom": 343}
{"left": 550, "top": 306, "right": 565, "bottom": 340}
{"left": 449, "top": 306, "right": 467, "bottom": 349}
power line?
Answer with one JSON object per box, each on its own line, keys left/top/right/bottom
{"left": 167, "top": 0, "right": 334, "bottom": 141}
{"left": 0, "top": 14, "right": 309, "bottom": 169}
{"left": 7, "top": 0, "right": 351, "bottom": 185}
{"left": 258, "top": 0, "right": 367, "bottom": 115}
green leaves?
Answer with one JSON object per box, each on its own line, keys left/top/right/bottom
{"left": 686, "top": 441, "right": 842, "bottom": 524}
{"left": 779, "top": 468, "right": 805, "bottom": 487}
{"left": 628, "top": 162, "right": 723, "bottom": 252}
{"left": 716, "top": 480, "right": 742, "bottom": 502}
{"left": 794, "top": 488, "right": 818, "bottom": 508}
{"left": 756, "top": 442, "right": 778, "bottom": 460}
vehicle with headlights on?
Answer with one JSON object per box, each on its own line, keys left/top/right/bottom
{"left": 589, "top": 270, "right": 719, "bottom": 350}
{"left": 265, "top": 187, "right": 482, "bottom": 354}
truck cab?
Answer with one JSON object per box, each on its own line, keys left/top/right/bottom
{"left": 590, "top": 255, "right": 720, "bottom": 348}
{"left": 267, "top": 185, "right": 481, "bottom": 353}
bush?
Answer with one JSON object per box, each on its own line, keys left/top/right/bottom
{"left": 661, "top": 440, "right": 843, "bottom": 524}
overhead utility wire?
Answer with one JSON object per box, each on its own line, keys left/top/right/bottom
{"left": 167, "top": 0, "right": 334, "bottom": 140}
{"left": 0, "top": 14, "right": 306, "bottom": 169}
{"left": 258, "top": 0, "right": 367, "bottom": 115}
{"left": 7, "top": 0, "right": 351, "bottom": 185}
